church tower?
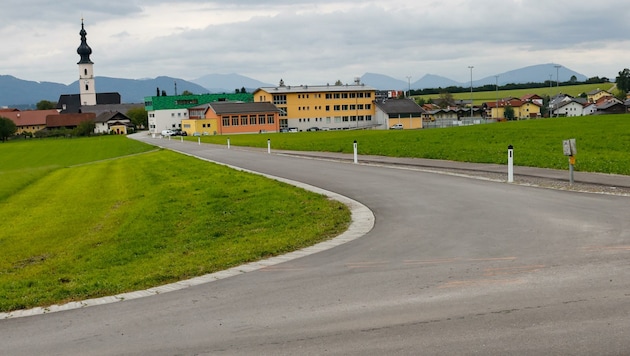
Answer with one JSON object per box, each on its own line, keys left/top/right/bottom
{"left": 77, "top": 20, "right": 96, "bottom": 106}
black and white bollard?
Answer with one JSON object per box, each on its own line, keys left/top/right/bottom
{"left": 353, "top": 140, "right": 358, "bottom": 164}
{"left": 227, "top": 138, "right": 230, "bottom": 149}
{"left": 268, "top": 139, "right": 271, "bottom": 154}
{"left": 507, "top": 144, "right": 514, "bottom": 183}
{"left": 198, "top": 137, "right": 201, "bottom": 145}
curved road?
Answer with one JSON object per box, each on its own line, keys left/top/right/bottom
{"left": 2, "top": 136, "right": 629, "bottom": 355}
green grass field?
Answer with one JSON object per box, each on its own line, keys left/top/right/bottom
{"left": 0, "top": 136, "right": 350, "bottom": 312}
{"left": 195, "top": 114, "right": 630, "bottom": 175}
{"left": 415, "top": 83, "right": 617, "bottom": 105}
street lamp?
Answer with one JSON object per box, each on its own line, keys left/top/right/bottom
{"left": 406, "top": 76, "right": 411, "bottom": 98}
{"left": 468, "top": 66, "right": 474, "bottom": 119}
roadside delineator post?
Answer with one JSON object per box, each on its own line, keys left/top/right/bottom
{"left": 268, "top": 139, "right": 271, "bottom": 154}
{"left": 353, "top": 140, "right": 358, "bottom": 164}
{"left": 507, "top": 144, "right": 514, "bottom": 183}
{"left": 180, "top": 136, "right": 183, "bottom": 142}
{"left": 227, "top": 137, "right": 230, "bottom": 149}
{"left": 198, "top": 137, "right": 200, "bottom": 145}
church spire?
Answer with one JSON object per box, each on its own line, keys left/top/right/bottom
{"left": 77, "top": 19, "right": 93, "bottom": 64}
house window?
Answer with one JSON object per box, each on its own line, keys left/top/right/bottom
{"left": 231, "top": 116, "right": 239, "bottom": 125}
{"left": 273, "top": 95, "right": 287, "bottom": 104}
{"left": 223, "top": 117, "right": 230, "bottom": 126}
{"left": 267, "top": 114, "right": 274, "bottom": 124}
{"left": 258, "top": 114, "right": 265, "bottom": 124}
{"left": 250, "top": 115, "right": 257, "bottom": 125}
{"left": 241, "top": 116, "right": 248, "bottom": 125}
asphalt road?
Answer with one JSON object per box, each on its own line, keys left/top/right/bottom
{"left": 2, "top": 135, "right": 629, "bottom": 355}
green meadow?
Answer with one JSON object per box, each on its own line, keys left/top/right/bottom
{"left": 416, "top": 83, "right": 617, "bottom": 105}
{"left": 196, "top": 114, "right": 630, "bottom": 175}
{"left": 0, "top": 136, "right": 350, "bottom": 312}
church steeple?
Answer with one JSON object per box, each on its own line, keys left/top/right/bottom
{"left": 77, "top": 19, "right": 93, "bottom": 64}
{"left": 77, "top": 19, "right": 96, "bottom": 106}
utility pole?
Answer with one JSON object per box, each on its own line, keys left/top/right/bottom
{"left": 554, "top": 65, "right": 561, "bottom": 117}
{"left": 495, "top": 75, "right": 499, "bottom": 121}
{"left": 406, "top": 76, "right": 411, "bottom": 98}
{"left": 468, "top": 66, "right": 474, "bottom": 119}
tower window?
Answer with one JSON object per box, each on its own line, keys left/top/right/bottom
{"left": 84, "top": 69, "right": 88, "bottom": 75}
{"left": 85, "top": 84, "right": 89, "bottom": 91}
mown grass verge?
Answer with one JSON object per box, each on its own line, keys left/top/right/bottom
{"left": 194, "top": 114, "right": 630, "bottom": 175}
{"left": 0, "top": 139, "right": 350, "bottom": 312}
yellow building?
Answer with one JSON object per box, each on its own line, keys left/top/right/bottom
{"left": 587, "top": 89, "right": 613, "bottom": 103}
{"left": 253, "top": 81, "right": 377, "bottom": 131}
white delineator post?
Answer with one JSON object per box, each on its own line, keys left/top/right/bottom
{"left": 353, "top": 140, "right": 358, "bottom": 164}
{"left": 508, "top": 144, "right": 514, "bottom": 183}
{"left": 198, "top": 137, "right": 201, "bottom": 145}
{"left": 227, "top": 138, "right": 230, "bottom": 149}
{"left": 267, "top": 139, "right": 271, "bottom": 154}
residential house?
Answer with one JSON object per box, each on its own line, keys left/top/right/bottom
{"left": 94, "top": 111, "right": 134, "bottom": 134}
{"left": 253, "top": 80, "right": 377, "bottom": 131}
{"left": 555, "top": 99, "right": 586, "bottom": 117}
{"left": 520, "top": 94, "right": 544, "bottom": 106}
{"left": 587, "top": 89, "right": 613, "bottom": 103}
{"left": 1, "top": 109, "right": 59, "bottom": 135}
{"left": 595, "top": 98, "right": 626, "bottom": 114}
{"left": 182, "top": 101, "right": 280, "bottom": 135}
{"left": 374, "top": 98, "right": 425, "bottom": 130}
{"left": 485, "top": 98, "right": 541, "bottom": 120}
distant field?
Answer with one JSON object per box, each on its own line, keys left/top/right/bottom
{"left": 195, "top": 114, "right": 630, "bottom": 175}
{"left": 0, "top": 136, "right": 350, "bottom": 312}
{"left": 415, "top": 83, "right": 617, "bottom": 105}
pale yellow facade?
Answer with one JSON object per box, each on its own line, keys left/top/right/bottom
{"left": 253, "top": 84, "right": 377, "bottom": 131}
{"left": 181, "top": 118, "right": 218, "bottom": 136}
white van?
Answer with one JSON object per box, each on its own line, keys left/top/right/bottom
{"left": 161, "top": 129, "right": 175, "bottom": 136}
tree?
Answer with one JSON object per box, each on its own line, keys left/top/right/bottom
{"left": 74, "top": 120, "right": 95, "bottom": 137}
{"left": 240, "top": 87, "right": 247, "bottom": 94}
{"left": 615, "top": 68, "right": 630, "bottom": 94}
{"left": 569, "top": 75, "right": 577, "bottom": 83}
{"left": 437, "top": 91, "right": 455, "bottom": 108}
{"left": 126, "top": 107, "right": 148, "bottom": 129}
{"left": 36, "top": 100, "right": 56, "bottom": 110}
{"left": 504, "top": 105, "right": 515, "bottom": 121}
{"left": 181, "top": 90, "right": 194, "bottom": 96}
{"left": 0, "top": 116, "right": 18, "bottom": 142}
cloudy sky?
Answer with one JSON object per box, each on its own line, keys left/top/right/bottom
{"left": 1, "top": 0, "right": 628, "bottom": 86}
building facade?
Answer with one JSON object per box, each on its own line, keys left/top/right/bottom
{"left": 182, "top": 101, "right": 280, "bottom": 135}
{"left": 145, "top": 93, "right": 253, "bottom": 134}
{"left": 253, "top": 81, "right": 377, "bottom": 131}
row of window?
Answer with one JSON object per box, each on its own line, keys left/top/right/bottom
{"left": 295, "top": 104, "right": 372, "bottom": 111}
{"left": 296, "top": 116, "right": 373, "bottom": 123}
{"left": 221, "top": 114, "right": 276, "bottom": 126}
{"left": 272, "top": 92, "right": 373, "bottom": 104}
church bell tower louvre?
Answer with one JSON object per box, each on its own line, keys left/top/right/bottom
{"left": 77, "top": 19, "right": 96, "bottom": 106}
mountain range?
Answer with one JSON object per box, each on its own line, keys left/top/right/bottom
{"left": 0, "top": 64, "right": 589, "bottom": 108}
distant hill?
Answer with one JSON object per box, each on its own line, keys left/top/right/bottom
{"left": 0, "top": 64, "right": 593, "bottom": 107}
{"left": 191, "top": 73, "right": 273, "bottom": 93}
{"left": 0, "top": 76, "right": 211, "bottom": 107}
{"left": 360, "top": 63, "right": 589, "bottom": 90}
{"left": 475, "top": 63, "right": 588, "bottom": 87}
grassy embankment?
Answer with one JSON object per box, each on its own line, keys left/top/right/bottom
{"left": 0, "top": 136, "right": 350, "bottom": 312}
{"left": 415, "top": 83, "right": 617, "bottom": 105}
{"left": 196, "top": 114, "right": 630, "bottom": 175}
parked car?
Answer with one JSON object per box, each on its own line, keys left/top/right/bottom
{"left": 390, "top": 123, "right": 404, "bottom": 130}
{"left": 161, "top": 129, "right": 175, "bottom": 136}
{"left": 288, "top": 127, "right": 299, "bottom": 132}
{"left": 306, "top": 126, "right": 320, "bottom": 131}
